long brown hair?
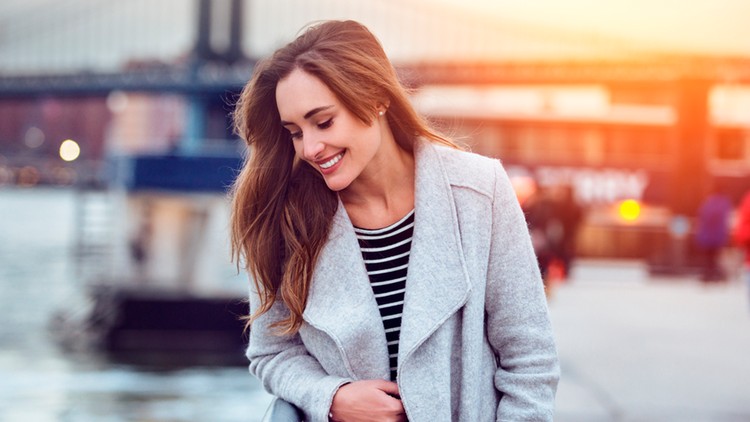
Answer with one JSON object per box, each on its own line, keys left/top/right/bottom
{"left": 230, "top": 20, "right": 457, "bottom": 335}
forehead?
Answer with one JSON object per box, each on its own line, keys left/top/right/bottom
{"left": 275, "top": 69, "right": 338, "bottom": 122}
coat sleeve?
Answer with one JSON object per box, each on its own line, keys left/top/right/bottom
{"left": 484, "top": 161, "right": 560, "bottom": 421}
{"left": 246, "top": 284, "right": 353, "bottom": 422}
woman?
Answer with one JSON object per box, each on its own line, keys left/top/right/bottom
{"left": 231, "top": 20, "right": 559, "bottom": 422}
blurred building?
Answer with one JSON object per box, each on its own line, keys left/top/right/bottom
{"left": 1, "top": 0, "right": 749, "bottom": 270}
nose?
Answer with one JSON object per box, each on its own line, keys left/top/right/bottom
{"left": 301, "top": 132, "right": 325, "bottom": 161}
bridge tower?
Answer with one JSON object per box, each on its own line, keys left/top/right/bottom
{"left": 183, "top": 0, "right": 246, "bottom": 154}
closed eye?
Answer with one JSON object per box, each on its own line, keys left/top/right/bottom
{"left": 317, "top": 118, "right": 333, "bottom": 130}
{"left": 286, "top": 129, "right": 302, "bottom": 140}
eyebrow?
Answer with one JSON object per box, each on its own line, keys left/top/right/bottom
{"left": 280, "top": 105, "right": 334, "bottom": 126}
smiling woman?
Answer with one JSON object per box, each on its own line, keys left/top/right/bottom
{"left": 230, "top": 20, "right": 559, "bottom": 422}
{"left": 275, "top": 68, "right": 411, "bottom": 204}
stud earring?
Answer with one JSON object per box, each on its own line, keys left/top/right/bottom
{"left": 378, "top": 111, "right": 385, "bottom": 116}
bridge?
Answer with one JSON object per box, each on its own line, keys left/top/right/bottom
{"left": 3, "top": 57, "right": 750, "bottom": 98}
{"left": 4, "top": 0, "right": 750, "bottom": 97}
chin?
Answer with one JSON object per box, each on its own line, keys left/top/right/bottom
{"left": 324, "top": 182, "right": 350, "bottom": 192}
{"left": 323, "top": 176, "right": 353, "bottom": 193}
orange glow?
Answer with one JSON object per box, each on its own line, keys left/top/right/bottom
{"left": 510, "top": 175, "right": 537, "bottom": 205}
{"left": 618, "top": 199, "right": 641, "bottom": 221}
{"left": 433, "top": 0, "right": 750, "bottom": 57}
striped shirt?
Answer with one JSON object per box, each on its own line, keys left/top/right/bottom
{"left": 353, "top": 209, "right": 414, "bottom": 381}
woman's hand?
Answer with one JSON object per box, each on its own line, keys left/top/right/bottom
{"left": 329, "top": 379, "right": 406, "bottom": 421}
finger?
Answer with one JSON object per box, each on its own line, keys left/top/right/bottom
{"left": 376, "top": 380, "right": 400, "bottom": 397}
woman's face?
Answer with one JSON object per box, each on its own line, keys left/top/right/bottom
{"left": 275, "top": 68, "right": 386, "bottom": 192}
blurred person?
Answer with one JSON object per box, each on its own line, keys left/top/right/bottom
{"left": 694, "top": 183, "right": 733, "bottom": 283}
{"left": 733, "top": 191, "right": 750, "bottom": 304}
{"left": 230, "top": 20, "right": 559, "bottom": 422}
{"left": 549, "top": 184, "right": 583, "bottom": 279}
{"left": 524, "top": 184, "right": 582, "bottom": 297}
{"left": 523, "top": 184, "right": 554, "bottom": 290}
{"left": 129, "top": 200, "right": 153, "bottom": 281}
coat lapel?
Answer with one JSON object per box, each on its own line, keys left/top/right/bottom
{"left": 398, "top": 141, "right": 472, "bottom": 363}
{"left": 302, "top": 202, "right": 391, "bottom": 380}
{"left": 301, "top": 140, "right": 471, "bottom": 380}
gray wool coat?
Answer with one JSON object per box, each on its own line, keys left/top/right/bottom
{"left": 246, "top": 140, "right": 560, "bottom": 421}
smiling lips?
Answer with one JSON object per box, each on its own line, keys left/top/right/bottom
{"left": 317, "top": 150, "right": 345, "bottom": 171}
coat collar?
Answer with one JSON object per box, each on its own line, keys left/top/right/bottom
{"left": 398, "top": 140, "right": 472, "bottom": 362}
{"left": 302, "top": 140, "right": 471, "bottom": 380}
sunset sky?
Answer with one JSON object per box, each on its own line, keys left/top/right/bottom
{"left": 1, "top": 0, "right": 749, "bottom": 74}
{"left": 436, "top": 0, "right": 750, "bottom": 56}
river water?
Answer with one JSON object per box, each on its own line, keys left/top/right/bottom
{"left": 0, "top": 187, "right": 273, "bottom": 421}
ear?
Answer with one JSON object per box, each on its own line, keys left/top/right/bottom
{"left": 377, "top": 100, "right": 390, "bottom": 115}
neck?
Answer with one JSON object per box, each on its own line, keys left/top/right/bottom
{"left": 342, "top": 145, "right": 414, "bottom": 205}
{"left": 339, "top": 139, "right": 415, "bottom": 228}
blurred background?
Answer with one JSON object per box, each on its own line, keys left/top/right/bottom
{"left": 1, "top": 0, "right": 749, "bottom": 420}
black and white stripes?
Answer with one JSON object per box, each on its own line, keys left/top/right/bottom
{"left": 354, "top": 209, "right": 414, "bottom": 381}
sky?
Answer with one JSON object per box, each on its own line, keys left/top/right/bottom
{"left": 436, "top": 0, "right": 750, "bottom": 56}
{"left": 1, "top": 0, "right": 749, "bottom": 74}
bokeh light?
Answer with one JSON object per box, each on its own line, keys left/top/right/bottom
{"left": 59, "top": 139, "right": 81, "bottom": 162}
{"left": 23, "top": 126, "right": 45, "bottom": 149}
{"left": 618, "top": 199, "right": 641, "bottom": 221}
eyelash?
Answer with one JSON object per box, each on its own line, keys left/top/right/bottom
{"left": 289, "top": 118, "right": 333, "bottom": 140}
{"left": 317, "top": 118, "right": 333, "bottom": 130}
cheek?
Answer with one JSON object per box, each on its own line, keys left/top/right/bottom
{"left": 291, "top": 141, "right": 303, "bottom": 158}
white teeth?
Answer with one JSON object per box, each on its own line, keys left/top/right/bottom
{"left": 319, "top": 152, "right": 344, "bottom": 169}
